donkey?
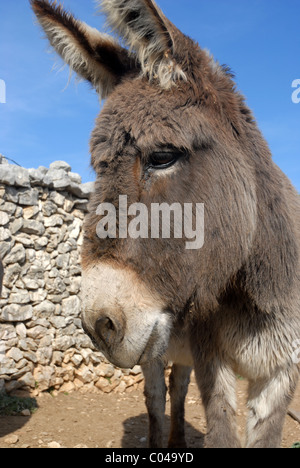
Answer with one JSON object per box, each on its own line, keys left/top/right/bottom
{"left": 32, "top": 0, "right": 300, "bottom": 448}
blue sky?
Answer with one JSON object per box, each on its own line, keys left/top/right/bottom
{"left": 0, "top": 0, "right": 299, "bottom": 189}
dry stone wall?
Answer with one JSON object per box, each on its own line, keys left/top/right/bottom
{"left": 0, "top": 155, "right": 144, "bottom": 396}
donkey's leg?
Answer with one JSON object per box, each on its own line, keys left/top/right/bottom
{"left": 168, "top": 364, "right": 192, "bottom": 448}
{"left": 246, "top": 368, "right": 299, "bottom": 448}
{"left": 142, "top": 360, "right": 167, "bottom": 448}
{"left": 194, "top": 359, "right": 241, "bottom": 448}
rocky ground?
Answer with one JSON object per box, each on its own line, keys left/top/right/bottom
{"left": 0, "top": 375, "right": 299, "bottom": 449}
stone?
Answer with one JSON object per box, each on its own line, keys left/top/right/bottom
{"left": 59, "top": 381, "right": 75, "bottom": 393}
{"left": 15, "top": 234, "right": 34, "bottom": 248}
{"left": 36, "top": 251, "right": 51, "bottom": 269}
{"left": 49, "top": 161, "right": 71, "bottom": 172}
{"left": 22, "top": 277, "right": 39, "bottom": 290}
{"left": 27, "top": 326, "right": 48, "bottom": 340}
{"left": 39, "top": 335, "right": 53, "bottom": 348}
{"left": 49, "top": 316, "right": 67, "bottom": 328}
{"left": 28, "top": 166, "right": 48, "bottom": 185}
{"left": 2, "top": 264, "right": 21, "bottom": 287}
{"left": 69, "top": 172, "right": 82, "bottom": 184}
{"left": 22, "top": 219, "right": 45, "bottom": 236}
{"left": 52, "top": 351, "right": 63, "bottom": 366}
{"left": 14, "top": 167, "right": 31, "bottom": 187}
{"left": 0, "top": 359, "right": 18, "bottom": 376}
{"left": 10, "top": 219, "right": 24, "bottom": 235}
{"left": 26, "top": 249, "right": 36, "bottom": 262}
{"left": 29, "top": 289, "right": 48, "bottom": 303}
{"left": 67, "top": 277, "right": 81, "bottom": 294}
{"left": 48, "top": 267, "right": 59, "bottom": 278}
{"left": 47, "top": 442, "right": 62, "bottom": 449}
{"left": 5, "top": 380, "right": 24, "bottom": 393}
{"left": 16, "top": 323, "right": 27, "bottom": 339}
{"left": 46, "top": 277, "right": 66, "bottom": 295}
{"left": 8, "top": 290, "right": 31, "bottom": 304}
{"left": 117, "top": 381, "right": 127, "bottom": 393}
{"left": 36, "top": 347, "right": 53, "bottom": 365}
{"left": 1, "top": 305, "right": 33, "bottom": 322}
{"left": 95, "top": 377, "right": 118, "bottom": 394}
{"left": 0, "top": 241, "right": 13, "bottom": 259}
{"left": 53, "top": 336, "right": 76, "bottom": 352}
{"left": 69, "top": 219, "right": 81, "bottom": 240}
{"left": 0, "top": 325, "right": 17, "bottom": 341}
{"left": 33, "top": 366, "right": 55, "bottom": 392}
{"left": 44, "top": 215, "right": 63, "bottom": 228}
{"left": 49, "top": 191, "right": 66, "bottom": 207}
{"left": 33, "top": 301, "right": 56, "bottom": 317}
{"left": 4, "top": 186, "right": 18, "bottom": 202}
{"left": 0, "top": 201, "right": 16, "bottom": 215}
{"left": 34, "top": 237, "right": 48, "bottom": 250}
{"left": 75, "top": 366, "right": 94, "bottom": 384}
{"left": 43, "top": 170, "right": 71, "bottom": 191}
{"left": 23, "top": 351, "right": 37, "bottom": 363}
{"left": 0, "top": 211, "right": 9, "bottom": 226}
{"left": 0, "top": 165, "right": 16, "bottom": 185}
{"left": 70, "top": 181, "right": 94, "bottom": 198}
{"left": 42, "top": 200, "right": 58, "bottom": 216}
{"left": 130, "top": 365, "right": 142, "bottom": 376}
{"left": 75, "top": 334, "right": 93, "bottom": 349}
{"left": 47, "top": 294, "right": 66, "bottom": 304}
{"left": 7, "top": 347, "right": 24, "bottom": 362}
{"left": 5, "top": 435, "right": 19, "bottom": 445}
{"left": 18, "top": 189, "right": 39, "bottom": 206}
{"left": 20, "top": 372, "right": 36, "bottom": 388}
{"left": 3, "top": 244, "right": 26, "bottom": 265}
{"left": 98, "top": 364, "right": 115, "bottom": 379}
{"left": 14, "top": 206, "right": 23, "bottom": 218}
{"left": 70, "top": 354, "right": 83, "bottom": 366}
{"left": 0, "top": 227, "right": 11, "bottom": 241}
{"left": 61, "top": 296, "right": 81, "bottom": 318}
{"left": 64, "top": 199, "right": 75, "bottom": 213}
{"left": 56, "top": 253, "right": 70, "bottom": 269}
{"left": 23, "top": 206, "right": 40, "bottom": 220}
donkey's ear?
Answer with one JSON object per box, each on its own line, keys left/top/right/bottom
{"left": 31, "top": 0, "right": 134, "bottom": 99}
{"left": 100, "top": 0, "right": 187, "bottom": 89}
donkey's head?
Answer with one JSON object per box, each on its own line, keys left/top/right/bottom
{"left": 32, "top": 0, "right": 260, "bottom": 368}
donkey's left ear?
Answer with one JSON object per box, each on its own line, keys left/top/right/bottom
{"left": 31, "top": 0, "right": 135, "bottom": 99}
{"left": 100, "top": 0, "right": 187, "bottom": 89}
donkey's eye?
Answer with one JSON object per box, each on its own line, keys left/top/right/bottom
{"left": 149, "top": 152, "right": 181, "bottom": 170}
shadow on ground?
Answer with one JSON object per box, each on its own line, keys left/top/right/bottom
{"left": 0, "top": 392, "right": 38, "bottom": 439}
{"left": 122, "top": 413, "right": 205, "bottom": 449}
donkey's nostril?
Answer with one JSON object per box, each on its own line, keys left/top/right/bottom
{"left": 95, "top": 316, "right": 117, "bottom": 346}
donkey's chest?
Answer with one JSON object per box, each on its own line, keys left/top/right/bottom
{"left": 165, "top": 331, "right": 194, "bottom": 367}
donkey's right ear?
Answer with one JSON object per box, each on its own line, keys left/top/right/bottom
{"left": 31, "top": 0, "right": 135, "bottom": 99}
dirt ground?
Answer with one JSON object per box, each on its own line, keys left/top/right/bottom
{"left": 0, "top": 374, "right": 299, "bottom": 449}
